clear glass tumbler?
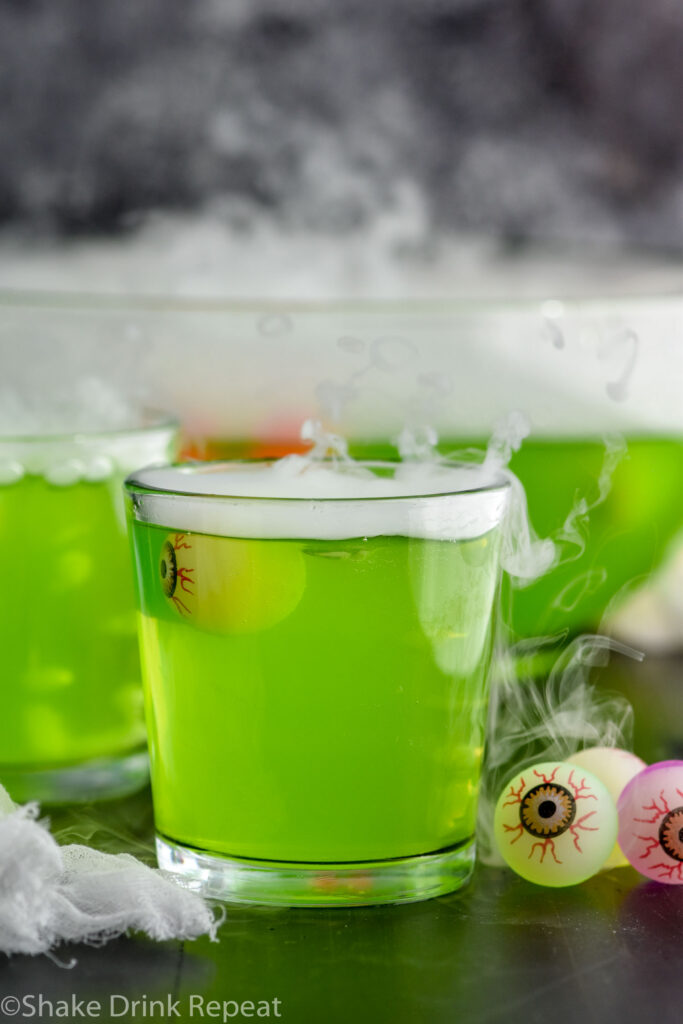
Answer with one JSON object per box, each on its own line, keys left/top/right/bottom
{"left": 125, "top": 460, "right": 509, "bottom": 906}
{"left": 0, "top": 414, "right": 177, "bottom": 802}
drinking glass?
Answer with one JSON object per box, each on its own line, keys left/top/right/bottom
{"left": 125, "top": 460, "right": 509, "bottom": 905}
{"left": 0, "top": 414, "right": 178, "bottom": 802}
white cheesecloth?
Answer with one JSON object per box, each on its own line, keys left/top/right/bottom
{"left": 0, "top": 785, "right": 218, "bottom": 957}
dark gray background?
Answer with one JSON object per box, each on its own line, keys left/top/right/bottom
{"left": 2, "top": 0, "right": 683, "bottom": 250}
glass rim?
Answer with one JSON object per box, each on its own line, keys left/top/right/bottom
{"left": 124, "top": 457, "right": 511, "bottom": 505}
{"left": 0, "top": 409, "right": 179, "bottom": 446}
{"left": 2, "top": 286, "right": 683, "bottom": 315}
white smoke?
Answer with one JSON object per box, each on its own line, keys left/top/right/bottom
{"left": 0, "top": 376, "right": 138, "bottom": 436}
{"left": 552, "top": 434, "right": 627, "bottom": 565}
{"left": 478, "top": 634, "right": 642, "bottom": 865}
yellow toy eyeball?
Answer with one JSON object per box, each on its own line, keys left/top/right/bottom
{"left": 566, "top": 747, "right": 646, "bottom": 869}
{"left": 159, "top": 531, "right": 306, "bottom": 634}
{"left": 494, "top": 761, "right": 618, "bottom": 886}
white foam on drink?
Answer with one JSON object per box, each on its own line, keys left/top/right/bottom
{"left": 0, "top": 376, "right": 175, "bottom": 484}
{"left": 0, "top": 378, "right": 177, "bottom": 485}
{"left": 0, "top": 435, "right": 175, "bottom": 486}
{"left": 127, "top": 458, "right": 510, "bottom": 542}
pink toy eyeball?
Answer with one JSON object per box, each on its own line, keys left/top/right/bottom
{"left": 494, "top": 761, "right": 618, "bottom": 887}
{"left": 566, "top": 747, "right": 647, "bottom": 869}
{"left": 617, "top": 760, "right": 683, "bottom": 884}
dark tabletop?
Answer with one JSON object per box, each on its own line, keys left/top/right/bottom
{"left": 2, "top": 653, "right": 683, "bottom": 1024}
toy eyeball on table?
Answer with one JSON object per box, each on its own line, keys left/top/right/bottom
{"left": 617, "top": 760, "right": 683, "bottom": 884}
{"left": 566, "top": 747, "right": 647, "bottom": 869}
{"left": 494, "top": 761, "right": 618, "bottom": 886}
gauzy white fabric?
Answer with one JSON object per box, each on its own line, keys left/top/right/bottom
{"left": 0, "top": 786, "right": 218, "bottom": 956}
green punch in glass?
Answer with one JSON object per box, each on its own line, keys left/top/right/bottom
{"left": 0, "top": 415, "right": 177, "bottom": 803}
{"left": 125, "top": 458, "right": 509, "bottom": 906}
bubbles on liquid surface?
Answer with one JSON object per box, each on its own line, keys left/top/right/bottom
{"left": 0, "top": 460, "right": 24, "bottom": 486}
{"left": 84, "top": 456, "right": 115, "bottom": 482}
{"left": 45, "top": 459, "right": 88, "bottom": 488}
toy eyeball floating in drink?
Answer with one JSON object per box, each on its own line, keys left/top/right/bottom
{"left": 494, "top": 761, "right": 618, "bottom": 886}
{"left": 158, "top": 531, "right": 306, "bottom": 634}
{"left": 566, "top": 747, "right": 647, "bottom": 869}
{"left": 617, "top": 761, "right": 683, "bottom": 884}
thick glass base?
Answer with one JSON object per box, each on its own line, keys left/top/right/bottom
{"left": 156, "top": 834, "right": 475, "bottom": 907}
{"left": 0, "top": 749, "right": 149, "bottom": 804}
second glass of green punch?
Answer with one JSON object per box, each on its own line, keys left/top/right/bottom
{"left": 126, "top": 458, "right": 510, "bottom": 906}
{"left": 0, "top": 414, "right": 178, "bottom": 803}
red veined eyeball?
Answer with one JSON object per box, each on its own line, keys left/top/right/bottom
{"left": 617, "top": 761, "right": 683, "bottom": 884}
{"left": 494, "top": 761, "right": 618, "bottom": 886}
{"left": 158, "top": 531, "right": 306, "bottom": 634}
